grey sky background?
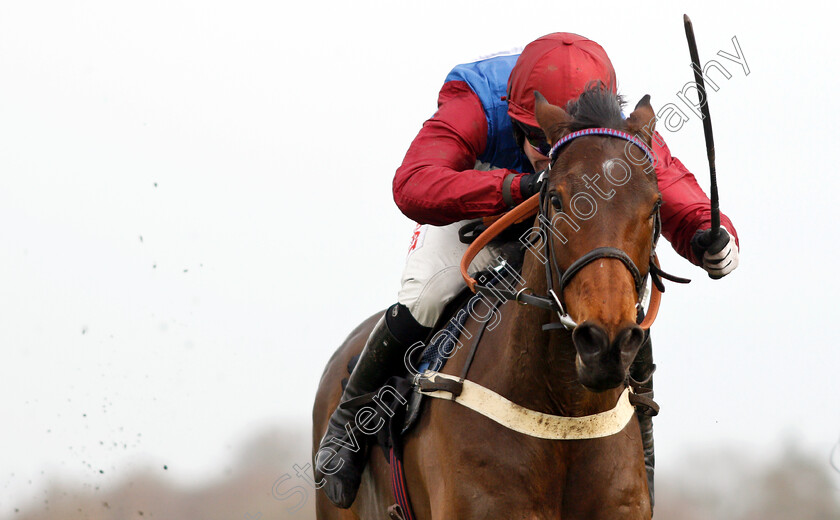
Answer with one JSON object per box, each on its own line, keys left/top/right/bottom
{"left": 2, "top": 0, "right": 839, "bottom": 509}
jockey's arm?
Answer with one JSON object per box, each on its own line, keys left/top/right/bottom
{"left": 393, "top": 81, "right": 528, "bottom": 226}
{"left": 652, "top": 132, "right": 740, "bottom": 266}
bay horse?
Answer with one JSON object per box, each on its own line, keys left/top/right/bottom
{"left": 313, "top": 87, "right": 664, "bottom": 519}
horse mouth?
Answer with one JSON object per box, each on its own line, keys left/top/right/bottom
{"left": 575, "top": 357, "right": 626, "bottom": 392}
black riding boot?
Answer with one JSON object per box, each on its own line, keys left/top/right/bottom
{"left": 630, "top": 332, "right": 656, "bottom": 513}
{"left": 315, "top": 304, "right": 430, "bottom": 509}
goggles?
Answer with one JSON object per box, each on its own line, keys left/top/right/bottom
{"left": 515, "top": 121, "right": 551, "bottom": 157}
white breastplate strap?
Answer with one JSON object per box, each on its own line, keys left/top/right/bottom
{"left": 418, "top": 371, "right": 635, "bottom": 440}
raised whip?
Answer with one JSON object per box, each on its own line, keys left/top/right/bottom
{"left": 683, "top": 14, "right": 721, "bottom": 238}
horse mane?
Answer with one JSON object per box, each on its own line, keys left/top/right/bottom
{"left": 562, "top": 82, "right": 626, "bottom": 132}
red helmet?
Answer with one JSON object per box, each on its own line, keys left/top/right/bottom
{"left": 507, "top": 33, "right": 617, "bottom": 128}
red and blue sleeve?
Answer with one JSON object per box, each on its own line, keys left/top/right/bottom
{"left": 392, "top": 81, "right": 526, "bottom": 226}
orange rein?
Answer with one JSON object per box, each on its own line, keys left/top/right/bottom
{"left": 459, "top": 194, "right": 539, "bottom": 292}
{"left": 459, "top": 194, "right": 663, "bottom": 330}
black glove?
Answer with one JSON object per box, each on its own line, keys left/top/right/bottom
{"left": 520, "top": 169, "right": 547, "bottom": 199}
{"left": 690, "top": 227, "right": 737, "bottom": 279}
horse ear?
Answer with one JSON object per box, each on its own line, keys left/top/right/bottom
{"left": 534, "top": 91, "right": 570, "bottom": 145}
{"left": 626, "top": 95, "right": 656, "bottom": 147}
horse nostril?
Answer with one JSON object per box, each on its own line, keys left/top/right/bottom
{"left": 614, "top": 325, "right": 645, "bottom": 367}
{"left": 572, "top": 322, "right": 610, "bottom": 363}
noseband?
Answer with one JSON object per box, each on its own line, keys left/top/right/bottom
{"left": 461, "top": 127, "right": 689, "bottom": 330}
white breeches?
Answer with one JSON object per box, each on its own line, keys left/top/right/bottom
{"left": 397, "top": 219, "right": 503, "bottom": 328}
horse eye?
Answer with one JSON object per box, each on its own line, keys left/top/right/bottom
{"left": 649, "top": 198, "right": 662, "bottom": 218}
{"left": 550, "top": 193, "right": 563, "bottom": 211}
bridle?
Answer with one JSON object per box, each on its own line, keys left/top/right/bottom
{"left": 460, "top": 127, "right": 689, "bottom": 331}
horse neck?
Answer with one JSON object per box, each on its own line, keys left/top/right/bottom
{"left": 480, "top": 248, "right": 623, "bottom": 417}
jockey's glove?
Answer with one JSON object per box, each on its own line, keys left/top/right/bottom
{"left": 520, "top": 169, "right": 548, "bottom": 200}
{"left": 690, "top": 226, "right": 739, "bottom": 279}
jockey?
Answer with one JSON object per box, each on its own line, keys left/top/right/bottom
{"left": 316, "top": 32, "right": 740, "bottom": 509}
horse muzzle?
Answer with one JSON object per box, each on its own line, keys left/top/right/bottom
{"left": 572, "top": 321, "right": 645, "bottom": 392}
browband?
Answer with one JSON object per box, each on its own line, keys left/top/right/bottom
{"left": 548, "top": 128, "right": 655, "bottom": 166}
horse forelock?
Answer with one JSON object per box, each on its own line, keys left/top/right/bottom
{"left": 562, "top": 82, "right": 627, "bottom": 133}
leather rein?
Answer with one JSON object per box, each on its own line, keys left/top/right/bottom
{"left": 459, "top": 128, "right": 690, "bottom": 331}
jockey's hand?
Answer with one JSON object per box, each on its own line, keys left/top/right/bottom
{"left": 520, "top": 169, "right": 548, "bottom": 199}
{"left": 690, "top": 227, "right": 739, "bottom": 279}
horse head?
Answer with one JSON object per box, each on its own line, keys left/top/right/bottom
{"left": 534, "top": 86, "right": 661, "bottom": 392}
